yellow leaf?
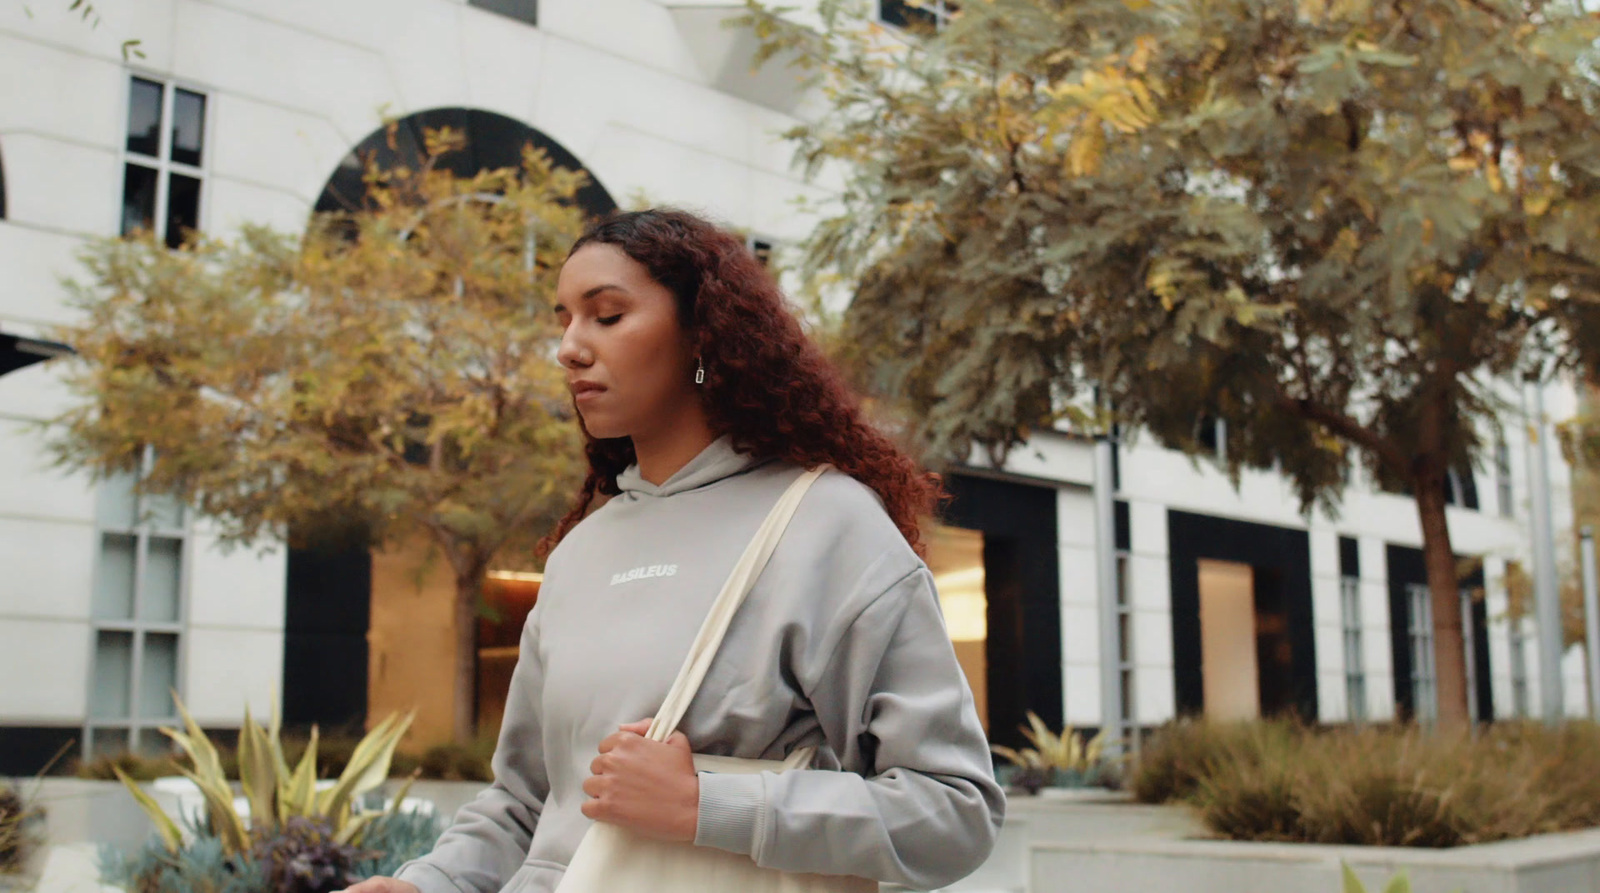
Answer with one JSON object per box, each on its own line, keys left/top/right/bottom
{"left": 1447, "top": 156, "right": 1479, "bottom": 172}
{"left": 1128, "top": 36, "right": 1157, "bottom": 73}
{"left": 1068, "top": 117, "right": 1107, "bottom": 176}
{"left": 112, "top": 767, "right": 184, "bottom": 854}
{"left": 1524, "top": 193, "right": 1553, "bottom": 216}
{"left": 1487, "top": 165, "right": 1505, "bottom": 194}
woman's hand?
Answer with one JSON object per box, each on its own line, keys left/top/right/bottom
{"left": 338, "top": 878, "right": 420, "bottom": 893}
{"left": 581, "top": 719, "right": 699, "bottom": 842}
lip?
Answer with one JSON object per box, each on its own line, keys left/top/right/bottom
{"left": 569, "top": 380, "right": 607, "bottom": 401}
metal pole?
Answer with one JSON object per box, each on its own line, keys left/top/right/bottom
{"left": 1527, "top": 383, "right": 1566, "bottom": 724}
{"left": 1093, "top": 436, "right": 1123, "bottom": 754}
{"left": 1582, "top": 527, "right": 1600, "bottom": 719}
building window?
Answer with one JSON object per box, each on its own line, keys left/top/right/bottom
{"left": 1114, "top": 500, "right": 1135, "bottom": 750}
{"left": 1443, "top": 466, "right": 1479, "bottom": 510}
{"left": 1509, "top": 613, "right": 1530, "bottom": 717}
{"left": 86, "top": 452, "right": 187, "bottom": 758}
{"left": 1197, "top": 416, "right": 1227, "bottom": 463}
{"left": 121, "top": 77, "right": 207, "bottom": 248}
{"left": 747, "top": 235, "right": 775, "bottom": 268}
{"left": 1459, "top": 588, "right": 1482, "bottom": 722}
{"left": 1405, "top": 583, "right": 1437, "bottom": 723}
{"left": 878, "top": 0, "right": 958, "bottom": 31}
{"left": 468, "top": 0, "right": 537, "bottom": 27}
{"left": 1340, "top": 576, "right": 1366, "bottom": 722}
{"left": 1495, "top": 438, "right": 1514, "bottom": 518}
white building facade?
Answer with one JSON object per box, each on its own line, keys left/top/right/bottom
{"left": 0, "top": 0, "right": 1590, "bottom": 773}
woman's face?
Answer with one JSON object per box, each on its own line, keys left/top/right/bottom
{"left": 554, "top": 243, "right": 700, "bottom": 441}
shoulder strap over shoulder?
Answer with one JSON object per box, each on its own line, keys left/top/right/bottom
{"left": 644, "top": 466, "right": 828, "bottom": 742}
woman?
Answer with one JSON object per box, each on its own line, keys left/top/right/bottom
{"left": 346, "top": 209, "right": 1004, "bottom": 893}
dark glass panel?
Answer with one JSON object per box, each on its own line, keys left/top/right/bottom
{"left": 126, "top": 78, "right": 163, "bottom": 158}
{"left": 166, "top": 173, "right": 201, "bottom": 248}
{"left": 121, "top": 163, "right": 158, "bottom": 237}
{"left": 469, "top": 0, "right": 537, "bottom": 27}
{"left": 171, "top": 89, "right": 206, "bottom": 167}
{"left": 879, "top": 0, "right": 939, "bottom": 29}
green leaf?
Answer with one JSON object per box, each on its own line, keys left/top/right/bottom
{"left": 237, "top": 706, "right": 279, "bottom": 832}
{"left": 111, "top": 767, "right": 183, "bottom": 854}
{"left": 318, "top": 711, "right": 414, "bottom": 819}
{"left": 1341, "top": 863, "right": 1367, "bottom": 893}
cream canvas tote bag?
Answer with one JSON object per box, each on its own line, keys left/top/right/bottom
{"left": 554, "top": 466, "right": 878, "bottom": 893}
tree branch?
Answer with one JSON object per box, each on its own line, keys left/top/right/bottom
{"left": 1274, "top": 388, "right": 1409, "bottom": 472}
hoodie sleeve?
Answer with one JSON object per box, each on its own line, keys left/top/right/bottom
{"left": 693, "top": 567, "right": 1006, "bottom": 891}
{"left": 393, "top": 609, "right": 548, "bottom": 893}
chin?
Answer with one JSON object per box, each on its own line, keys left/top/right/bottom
{"left": 578, "top": 413, "right": 628, "bottom": 441}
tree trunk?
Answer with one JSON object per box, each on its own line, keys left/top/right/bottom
{"left": 452, "top": 567, "right": 487, "bottom": 744}
{"left": 1414, "top": 472, "right": 1471, "bottom": 731}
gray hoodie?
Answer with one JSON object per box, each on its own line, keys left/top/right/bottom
{"left": 395, "top": 438, "right": 1004, "bottom": 893}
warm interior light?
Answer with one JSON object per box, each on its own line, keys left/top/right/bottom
{"left": 928, "top": 528, "right": 987, "bottom": 642}
{"left": 486, "top": 570, "right": 544, "bottom": 583}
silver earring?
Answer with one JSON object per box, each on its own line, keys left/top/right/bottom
{"left": 695, "top": 358, "right": 705, "bottom": 385}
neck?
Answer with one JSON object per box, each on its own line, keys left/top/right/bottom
{"left": 632, "top": 406, "right": 718, "bottom": 485}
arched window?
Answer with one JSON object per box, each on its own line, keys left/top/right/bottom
{"left": 315, "top": 108, "right": 615, "bottom": 219}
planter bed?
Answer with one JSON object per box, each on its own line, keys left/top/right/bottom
{"left": 1028, "top": 826, "right": 1600, "bottom": 893}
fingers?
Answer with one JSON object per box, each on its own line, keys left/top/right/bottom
{"left": 597, "top": 719, "right": 653, "bottom": 754}
{"left": 337, "top": 878, "right": 420, "bottom": 893}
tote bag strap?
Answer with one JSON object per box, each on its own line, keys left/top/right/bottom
{"left": 644, "top": 465, "right": 828, "bottom": 744}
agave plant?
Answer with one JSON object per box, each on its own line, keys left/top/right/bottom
{"left": 1341, "top": 863, "right": 1414, "bottom": 893}
{"left": 991, "top": 711, "right": 1110, "bottom": 783}
{"left": 114, "top": 695, "right": 417, "bottom": 855}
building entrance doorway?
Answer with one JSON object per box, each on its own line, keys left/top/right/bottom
{"left": 1197, "top": 560, "right": 1297, "bottom": 720}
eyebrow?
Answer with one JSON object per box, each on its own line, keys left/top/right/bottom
{"left": 554, "top": 283, "right": 628, "bottom": 313}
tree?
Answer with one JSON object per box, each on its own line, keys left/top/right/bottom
{"left": 46, "top": 127, "right": 589, "bottom": 743}
{"left": 750, "top": 0, "right": 1600, "bottom": 728}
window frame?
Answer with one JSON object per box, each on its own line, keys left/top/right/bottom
{"left": 746, "top": 233, "right": 778, "bottom": 269}
{"left": 1112, "top": 500, "right": 1136, "bottom": 754}
{"left": 84, "top": 447, "right": 191, "bottom": 759}
{"left": 118, "top": 74, "right": 212, "bottom": 247}
{"left": 1339, "top": 575, "right": 1366, "bottom": 722}
{"left": 1405, "top": 582, "right": 1437, "bottom": 724}
{"left": 877, "top": 0, "right": 959, "bottom": 32}
{"left": 1495, "top": 437, "right": 1514, "bottom": 519}
{"left": 1509, "top": 612, "right": 1530, "bottom": 717}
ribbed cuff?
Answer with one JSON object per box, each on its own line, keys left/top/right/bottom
{"left": 393, "top": 860, "right": 466, "bottom": 893}
{"left": 693, "top": 770, "right": 766, "bottom": 858}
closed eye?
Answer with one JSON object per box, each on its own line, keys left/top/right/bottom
{"left": 598, "top": 314, "right": 623, "bottom": 326}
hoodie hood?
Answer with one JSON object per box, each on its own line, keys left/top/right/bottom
{"left": 613, "top": 435, "right": 770, "bottom": 498}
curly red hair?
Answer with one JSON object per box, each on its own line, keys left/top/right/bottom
{"left": 539, "top": 208, "right": 941, "bottom": 556}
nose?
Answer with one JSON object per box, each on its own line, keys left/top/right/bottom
{"left": 557, "top": 321, "right": 592, "bottom": 370}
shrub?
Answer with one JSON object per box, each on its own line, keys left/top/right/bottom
{"left": 74, "top": 751, "right": 183, "bottom": 781}
{"left": 79, "top": 732, "right": 493, "bottom": 783}
{"left": 101, "top": 811, "right": 442, "bottom": 893}
{"left": 0, "top": 782, "right": 43, "bottom": 877}
{"left": 991, "top": 712, "right": 1117, "bottom": 792}
{"left": 112, "top": 696, "right": 415, "bottom": 856}
{"left": 1130, "top": 718, "right": 1296, "bottom": 804}
{"left": 416, "top": 740, "right": 495, "bottom": 783}
{"left": 1133, "top": 719, "right": 1600, "bottom": 847}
